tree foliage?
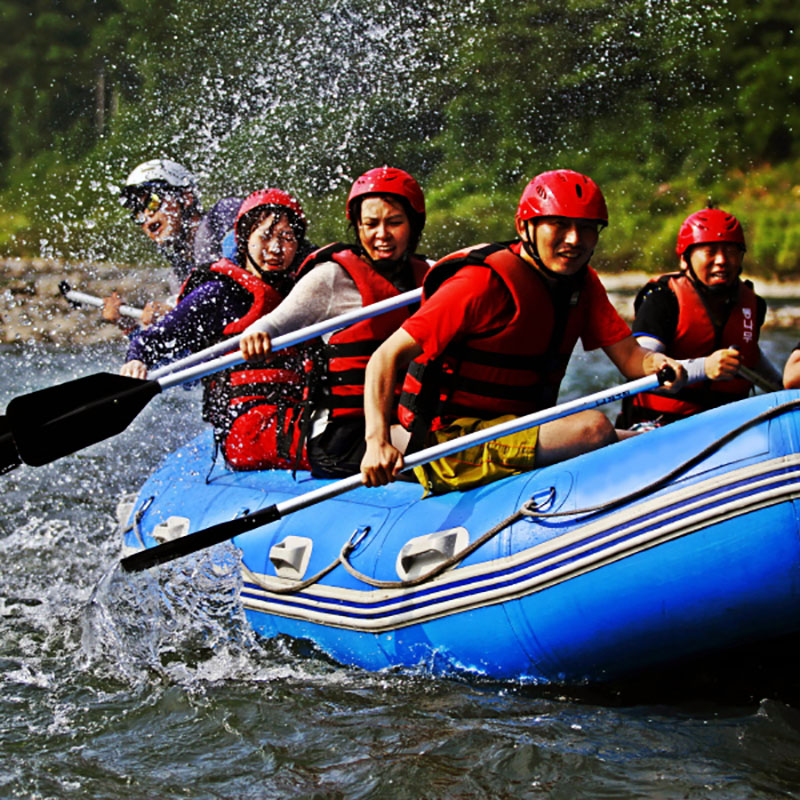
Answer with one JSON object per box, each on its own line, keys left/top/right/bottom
{"left": 0, "top": 0, "right": 798, "bottom": 274}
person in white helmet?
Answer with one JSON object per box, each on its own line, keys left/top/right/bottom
{"left": 119, "top": 158, "right": 243, "bottom": 287}
{"left": 105, "top": 159, "right": 242, "bottom": 332}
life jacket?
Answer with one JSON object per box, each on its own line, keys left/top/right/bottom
{"left": 185, "top": 259, "right": 310, "bottom": 462}
{"left": 179, "top": 258, "right": 280, "bottom": 335}
{"left": 631, "top": 272, "right": 761, "bottom": 421}
{"left": 297, "top": 243, "right": 429, "bottom": 419}
{"left": 397, "top": 242, "right": 590, "bottom": 435}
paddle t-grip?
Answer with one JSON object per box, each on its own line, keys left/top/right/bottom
{"left": 656, "top": 365, "right": 676, "bottom": 385}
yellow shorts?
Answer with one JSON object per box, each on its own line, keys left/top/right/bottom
{"left": 413, "top": 415, "right": 539, "bottom": 495}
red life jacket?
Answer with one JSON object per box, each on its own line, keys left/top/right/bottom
{"left": 179, "top": 258, "right": 285, "bottom": 332}
{"left": 632, "top": 273, "right": 761, "bottom": 420}
{"left": 398, "top": 242, "right": 590, "bottom": 433}
{"left": 297, "top": 243, "right": 429, "bottom": 419}
{"left": 187, "top": 259, "right": 310, "bottom": 461}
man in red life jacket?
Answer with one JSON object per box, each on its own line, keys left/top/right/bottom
{"left": 359, "top": 169, "right": 685, "bottom": 494}
{"left": 622, "top": 208, "right": 781, "bottom": 428}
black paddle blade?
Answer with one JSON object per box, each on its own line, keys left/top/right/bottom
{"left": 0, "top": 415, "right": 22, "bottom": 475}
{"left": 6, "top": 373, "right": 162, "bottom": 467}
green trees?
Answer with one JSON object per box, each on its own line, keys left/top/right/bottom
{"left": 0, "top": 0, "right": 798, "bottom": 274}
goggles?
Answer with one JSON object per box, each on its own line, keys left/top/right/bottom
{"left": 123, "top": 190, "right": 165, "bottom": 221}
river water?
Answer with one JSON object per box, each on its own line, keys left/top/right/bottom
{"left": 3, "top": 329, "right": 800, "bottom": 799}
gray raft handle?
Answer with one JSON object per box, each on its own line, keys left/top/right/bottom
{"left": 152, "top": 515, "right": 191, "bottom": 544}
{"left": 396, "top": 527, "right": 469, "bottom": 581}
{"left": 269, "top": 535, "right": 313, "bottom": 580}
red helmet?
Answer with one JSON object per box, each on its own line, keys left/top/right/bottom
{"left": 235, "top": 188, "right": 306, "bottom": 245}
{"left": 516, "top": 169, "right": 608, "bottom": 226}
{"left": 675, "top": 208, "right": 746, "bottom": 256}
{"left": 346, "top": 166, "right": 426, "bottom": 220}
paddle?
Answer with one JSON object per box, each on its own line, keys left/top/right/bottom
{"left": 1, "top": 289, "right": 424, "bottom": 471}
{"left": 60, "top": 281, "right": 144, "bottom": 320}
{"left": 0, "top": 415, "right": 21, "bottom": 475}
{"left": 149, "top": 287, "right": 423, "bottom": 380}
{"left": 737, "top": 364, "right": 782, "bottom": 394}
{"left": 120, "top": 366, "right": 675, "bottom": 573}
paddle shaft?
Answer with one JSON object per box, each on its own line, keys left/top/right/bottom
{"left": 150, "top": 287, "right": 424, "bottom": 380}
{"left": 1, "top": 288, "right": 425, "bottom": 472}
{"left": 60, "top": 283, "right": 144, "bottom": 320}
{"left": 737, "top": 364, "right": 782, "bottom": 394}
{"left": 120, "top": 368, "right": 670, "bottom": 572}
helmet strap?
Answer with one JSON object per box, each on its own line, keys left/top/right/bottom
{"left": 520, "top": 220, "right": 545, "bottom": 269}
{"left": 684, "top": 256, "right": 737, "bottom": 303}
{"left": 521, "top": 220, "right": 591, "bottom": 284}
{"left": 245, "top": 250, "right": 294, "bottom": 293}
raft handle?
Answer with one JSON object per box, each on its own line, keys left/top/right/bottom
{"left": 152, "top": 515, "right": 190, "bottom": 544}
{"left": 270, "top": 535, "right": 313, "bottom": 580}
{"left": 396, "top": 527, "right": 470, "bottom": 581}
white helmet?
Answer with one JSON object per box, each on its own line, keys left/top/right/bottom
{"left": 123, "top": 159, "right": 196, "bottom": 191}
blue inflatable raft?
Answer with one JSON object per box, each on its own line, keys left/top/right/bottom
{"left": 121, "top": 390, "right": 800, "bottom": 683}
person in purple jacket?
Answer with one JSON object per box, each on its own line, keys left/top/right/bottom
{"left": 120, "top": 188, "right": 313, "bottom": 377}
{"left": 120, "top": 189, "right": 315, "bottom": 471}
{"left": 103, "top": 159, "right": 244, "bottom": 333}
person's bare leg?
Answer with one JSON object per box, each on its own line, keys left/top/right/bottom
{"left": 535, "top": 410, "right": 616, "bottom": 467}
{"left": 615, "top": 427, "right": 641, "bottom": 440}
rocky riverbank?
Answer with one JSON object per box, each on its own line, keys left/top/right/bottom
{"left": 0, "top": 257, "right": 172, "bottom": 345}
{"left": 2, "top": 257, "right": 800, "bottom": 346}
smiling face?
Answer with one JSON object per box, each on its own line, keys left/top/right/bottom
{"left": 517, "top": 215, "right": 600, "bottom": 275}
{"left": 136, "top": 192, "right": 186, "bottom": 244}
{"left": 357, "top": 196, "right": 411, "bottom": 264}
{"left": 245, "top": 212, "right": 298, "bottom": 274}
{"left": 685, "top": 243, "right": 743, "bottom": 288}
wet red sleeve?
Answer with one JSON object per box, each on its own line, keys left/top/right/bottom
{"left": 402, "top": 266, "right": 514, "bottom": 360}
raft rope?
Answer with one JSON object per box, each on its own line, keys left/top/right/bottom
{"left": 124, "top": 495, "right": 154, "bottom": 549}
{"left": 258, "top": 398, "right": 800, "bottom": 594}
{"left": 263, "top": 501, "right": 535, "bottom": 594}
{"left": 522, "top": 397, "right": 800, "bottom": 522}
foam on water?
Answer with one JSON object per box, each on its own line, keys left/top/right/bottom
{"left": 3, "top": 330, "right": 800, "bottom": 799}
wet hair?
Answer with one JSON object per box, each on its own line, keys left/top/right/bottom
{"left": 236, "top": 205, "right": 311, "bottom": 273}
{"left": 348, "top": 193, "right": 424, "bottom": 255}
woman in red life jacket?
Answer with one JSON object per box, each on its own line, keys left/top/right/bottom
{"left": 238, "top": 166, "right": 430, "bottom": 478}
{"left": 623, "top": 208, "right": 781, "bottom": 428}
{"left": 121, "top": 188, "right": 314, "bottom": 470}
{"left": 359, "top": 169, "right": 685, "bottom": 494}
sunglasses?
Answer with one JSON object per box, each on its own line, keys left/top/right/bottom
{"left": 125, "top": 191, "right": 164, "bottom": 220}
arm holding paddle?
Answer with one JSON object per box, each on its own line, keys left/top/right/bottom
{"left": 361, "top": 331, "right": 686, "bottom": 490}
{"left": 239, "top": 329, "right": 275, "bottom": 362}
{"left": 60, "top": 281, "right": 147, "bottom": 323}
{"left": 121, "top": 359, "right": 148, "bottom": 379}
{"left": 362, "top": 329, "right": 422, "bottom": 486}
{"left": 101, "top": 291, "right": 169, "bottom": 328}
{"left": 603, "top": 335, "right": 685, "bottom": 384}
{"left": 120, "top": 280, "right": 251, "bottom": 378}
{"left": 59, "top": 281, "right": 169, "bottom": 331}
{"left": 636, "top": 335, "right": 782, "bottom": 392}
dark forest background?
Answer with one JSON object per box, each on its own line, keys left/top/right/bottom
{"left": 0, "top": 0, "right": 797, "bottom": 275}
